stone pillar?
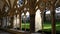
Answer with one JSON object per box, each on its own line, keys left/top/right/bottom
{"left": 2, "top": 17, "right": 7, "bottom": 28}
{"left": 19, "top": 13, "right": 22, "bottom": 30}
{"left": 50, "top": 5, "right": 56, "bottom": 34}
{"left": 10, "top": 17, "right": 14, "bottom": 28}
{"left": 1, "top": 18, "right": 3, "bottom": 27}
{"left": 0, "top": 18, "right": 1, "bottom": 27}
{"left": 29, "top": 0, "right": 36, "bottom": 32}
{"left": 7, "top": 16, "right": 10, "bottom": 28}
{"left": 6, "top": 16, "right": 7, "bottom": 28}
{"left": 0, "top": 18, "right": 2, "bottom": 27}
{"left": 1, "top": 18, "right": 3, "bottom": 28}
{"left": 30, "top": 13, "right": 35, "bottom": 32}
{"left": 24, "top": 13, "right": 26, "bottom": 31}
{"left": 41, "top": 11, "right": 44, "bottom": 34}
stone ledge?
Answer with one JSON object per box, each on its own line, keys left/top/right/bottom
{"left": 0, "top": 28, "right": 30, "bottom": 34}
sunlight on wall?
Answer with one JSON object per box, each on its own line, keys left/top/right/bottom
{"left": 26, "top": 12, "right": 30, "bottom": 18}
{"left": 13, "top": 12, "right": 30, "bottom": 29}
{"left": 21, "top": 13, "right": 24, "bottom": 16}
{"left": 13, "top": 14, "right": 20, "bottom": 28}
{"left": 26, "top": 12, "right": 29, "bottom": 16}
{"left": 35, "top": 9, "right": 42, "bottom": 32}
{"left": 13, "top": 10, "right": 42, "bottom": 31}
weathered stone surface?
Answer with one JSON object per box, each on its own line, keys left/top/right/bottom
{"left": 35, "top": 9, "right": 42, "bottom": 32}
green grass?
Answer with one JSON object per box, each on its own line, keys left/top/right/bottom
{"left": 43, "top": 21, "right": 51, "bottom": 31}
{"left": 22, "top": 21, "right": 60, "bottom": 31}
{"left": 56, "top": 21, "right": 60, "bottom": 32}
{"left": 43, "top": 21, "right": 60, "bottom": 32}
{"left": 21, "top": 23, "right": 30, "bottom": 29}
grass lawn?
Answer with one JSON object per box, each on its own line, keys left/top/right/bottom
{"left": 22, "top": 21, "right": 60, "bottom": 32}
{"left": 21, "top": 23, "right": 30, "bottom": 29}
{"left": 43, "top": 21, "right": 60, "bottom": 32}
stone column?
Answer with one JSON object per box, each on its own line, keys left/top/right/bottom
{"left": 50, "top": 5, "right": 56, "bottom": 34}
{"left": 30, "top": 13, "right": 35, "bottom": 32}
{"left": 41, "top": 11, "right": 44, "bottom": 34}
{"left": 6, "top": 16, "right": 7, "bottom": 28}
{"left": 29, "top": 0, "right": 36, "bottom": 32}
{"left": 24, "top": 13, "right": 26, "bottom": 31}
{"left": 19, "top": 13, "right": 22, "bottom": 30}
{"left": 1, "top": 18, "right": 3, "bottom": 28}
{"left": 10, "top": 17, "right": 14, "bottom": 28}
{"left": 0, "top": 18, "right": 1, "bottom": 27}
{"left": 1, "top": 18, "right": 3, "bottom": 27}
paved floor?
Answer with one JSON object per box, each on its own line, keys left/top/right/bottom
{"left": 31, "top": 32, "right": 46, "bottom": 34}
{"left": 0, "top": 30, "right": 11, "bottom": 34}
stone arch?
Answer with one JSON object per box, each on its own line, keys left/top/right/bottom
{"left": 20, "top": 7, "right": 30, "bottom": 31}
{"left": 13, "top": 10, "right": 19, "bottom": 29}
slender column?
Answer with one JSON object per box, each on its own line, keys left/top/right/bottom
{"left": 7, "top": 16, "right": 9, "bottom": 28}
{"left": 28, "top": 0, "right": 36, "bottom": 32}
{"left": 1, "top": 17, "right": 3, "bottom": 27}
{"left": 6, "top": 16, "right": 9, "bottom": 28}
{"left": 0, "top": 18, "right": 2, "bottom": 27}
{"left": 50, "top": 5, "right": 56, "bottom": 34}
{"left": 0, "top": 19, "right": 1, "bottom": 27}
{"left": 6, "top": 16, "right": 7, "bottom": 28}
{"left": 22, "top": 12, "right": 27, "bottom": 31}
{"left": 16, "top": 14, "right": 17, "bottom": 29}
{"left": 1, "top": 18, "right": 3, "bottom": 27}
{"left": 19, "top": 13, "right": 22, "bottom": 30}
{"left": 41, "top": 11, "right": 44, "bottom": 34}
{"left": 30, "top": 13, "right": 35, "bottom": 32}
{"left": 10, "top": 17, "right": 14, "bottom": 28}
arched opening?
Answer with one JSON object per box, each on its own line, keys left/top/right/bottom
{"left": 55, "top": 7, "right": 60, "bottom": 33}
{"left": 26, "top": 11, "right": 30, "bottom": 31}
{"left": 13, "top": 10, "right": 20, "bottom": 29}
{"left": 21, "top": 11, "right": 30, "bottom": 31}
{"left": 6, "top": 16, "right": 11, "bottom": 28}
{"left": 2, "top": 17, "right": 7, "bottom": 28}
{"left": 43, "top": 10, "right": 52, "bottom": 33}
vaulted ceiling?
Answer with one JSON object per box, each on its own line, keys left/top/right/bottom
{"left": 0, "top": 0, "right": 5, "bottom": 10}
{"left": 0, "top": 0, "right": 60, "bottom": 11}
{"left": 0, "top": 0, "right": 60, "bottom": 18}
{"left": 0, "top": 0, "right": 17, "bottom": 17}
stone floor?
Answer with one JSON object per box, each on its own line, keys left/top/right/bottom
{"left": 31, "top": 33, "right": 41, "bottom": 34}
{"left": 0, "top": 30, "right": 11, "bottom": 34}
{"left": 0, "top": 29, "right": 45, "bottom": 34}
